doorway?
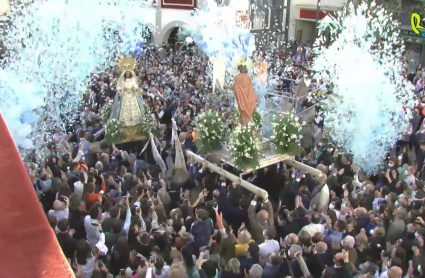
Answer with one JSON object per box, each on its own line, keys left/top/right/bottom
{"left": 295, "top": 19, "right": 316, "bottom": 43}
{"left": 167, "top": 27, "right": 180, "bottom": 46}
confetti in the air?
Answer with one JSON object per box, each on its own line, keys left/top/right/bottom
{"left": 0, "top": 0, "right": 153, "bottom": 153}
{"left": 313, "top": 2, "right": 414, "bottom": 173}
{"left": 181, "top": 3, "right": 256, "bottom": 77}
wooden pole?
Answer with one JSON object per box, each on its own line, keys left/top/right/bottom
{"left": 284, "top": 159, "right": 323, "bottom": 177}
{"left": 186, "top": 150, "right": 269, "bottom": 200}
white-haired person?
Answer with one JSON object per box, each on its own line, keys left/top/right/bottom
{"left": 248, "top": 264, "right": 263, "bottom": 278}
{"left": 48, "top": 196, "right": 69, "bottom": 222}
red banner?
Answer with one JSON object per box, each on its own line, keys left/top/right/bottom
{"left": 161, "top": 0, "right": 196, "bottom": 10}
{"left": 299, "top": 9, "right": 329, "bottom": 20}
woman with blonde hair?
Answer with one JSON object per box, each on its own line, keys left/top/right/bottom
{"left": 221, "top": 258, "right": 242, "bottom": 278}
{"left": 168, "top": 264, "right": 186, "bottom": 278}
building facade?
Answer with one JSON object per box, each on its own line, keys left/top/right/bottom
{"left": 288, "top": 0, "right": 344, "bottom": 43}
{"left": 148, "top": 0, "right": 251, "bottom": 45}
{"left": 398, "top": 1, "right": 425, "bottom": 71}
{"left": 247, "top": 0, "right": 345, "bottom": 49}
{"left": 249, "top": 0, "right": 290, "bottom": 51}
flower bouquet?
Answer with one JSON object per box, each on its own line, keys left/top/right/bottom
{"left": 140, "top": 104, "right": 160, "bottom": 137}
{"left": 270, "top": 112, "right": 302, "bottom": 155}
{"left": 104, "top": 119, "right": 125, "bottom": 144}
{"left": 231, "top": 107, "right": 262, "bottom": 130}
{"left": 100, "top": 103, "right": 112, "bottom": 124}
{"left": 228, "top": 122, "right": 261, "bottom": 171}
{"left": 253, "top": 109, "right": 262, "bottom": 130}
{"left": 195, "top": 109, "right": 227, "bottom": 154}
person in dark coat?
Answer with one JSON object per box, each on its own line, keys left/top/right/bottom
{"left": 56, "top": 219, "right": 78, "bottom": 260}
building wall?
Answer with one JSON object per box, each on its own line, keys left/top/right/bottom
{"left": 293, "top": 0, "right": 345, "bottom": 8}
{"left": 139, "top": 7, "right": 158, "bottom": 29}
{"left": 153, "top": 0, "right": 211, "bottom": 44}
{"left": 154, "top": 0, "right": 251, "bottom": 44}
{"left": 294, "top": 19, "right": 315, "bottom": 42}
{"left": 399, "top": 10, "right": 425, "bottom": 71}
{"left": 288, "top": 0, "right": 346, "bottom": 42}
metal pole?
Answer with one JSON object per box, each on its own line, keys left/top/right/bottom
{"left": 284, "top": 0, "right": 291, "bottom": 44}
{"left": 315, "top": 0, "right": 321, "bottom": 38}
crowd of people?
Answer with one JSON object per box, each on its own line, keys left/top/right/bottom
{"left": 24, "top": 39, "right": 425, "bottom": 278}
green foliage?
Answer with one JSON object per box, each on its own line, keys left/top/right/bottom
{"left": 100, "top": 103, "right": 112, "bottom": 124}
{"left": 253, "top": 109, "right": 262, "bottom": 130}
{"left": 140, "top": 104, "right": 160, "bottom": 138}
{"left": 104, "top": 119, "right": 125, "bottom": 145}
{"left": 195, "top": 109, "right": 227, "bottom": 154}
{"left": 270, "top": 112, "right": 302, "bottom": 155}
{"left": 228, "top": 122, "right": 261, "bottom": 171}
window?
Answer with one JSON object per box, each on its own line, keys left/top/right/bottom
{"left": 272, "top": 8, "right": 283, "bottom": 31}
{"left": 253, "top": 11, "right": 266, "bottom": 29}
{"left": 255, "top": 0, "right": 273, "bottom": 7}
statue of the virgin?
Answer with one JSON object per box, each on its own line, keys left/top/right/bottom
{"left": 109, "top": 56, "right": 147, "bottom": 143}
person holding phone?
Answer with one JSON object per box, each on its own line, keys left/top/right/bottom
{"left": 92, "top": 260, "right": 113, "bottom": 278}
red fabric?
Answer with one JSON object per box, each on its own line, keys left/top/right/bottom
{"left": 0, "top": 114, "right": 74, "bottom": 278}
{"left": 215, "top": 214, "right": 223, "bottom": 230}
{"left": 86, "top": 181, "right": 106, "bottom": 209}
{"left": 299, "top": 9, "right": 329, "bottom": 20}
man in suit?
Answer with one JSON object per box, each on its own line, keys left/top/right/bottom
{"left": 56, "top": 218, "right": 78, "bottom": 260}
{"left": 160, "top": 98, "right": 177, "bottom": 125}
{"left": 157, "top": 139, "right": 169, "bottom": 163}
{"left": 105, "top": 219, "right": 126, "bottom": 253}
{"left": 386, "top": 207, "right": 407, "bottom": 245}
{"left": 180, "top": 114, "right": 191, "bottom": 133}
{"left": 248, "top": 192, "right": 274, "bottom": 244}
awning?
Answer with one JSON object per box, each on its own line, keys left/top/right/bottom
{"left": 161, "top": 0, "right": 196, "bottom": 10}
{"left": 296, "top": 4, "right": 342, "bottom": 11}
{"left": 296, "top": 5, "right": 341, "bottom": 21}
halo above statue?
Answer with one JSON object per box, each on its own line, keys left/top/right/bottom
{"left": 118, "top": 56, "right": 136, "bottom": 71}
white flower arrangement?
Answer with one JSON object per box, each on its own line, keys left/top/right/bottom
{"left": 253, "top": 109, "right": 262, "bottom": 130}
{"left": 105, "top": 118, "right": 125, "bottom": 144}
{"left": 194, "top": 109, "right": 227, "bottom": 154}
{"left": 270, "top": 112, "right": 302, "bottom": 155}
{"left": 100, "top": 103, "right": 112, "bottom": 124}
{"left": 228, "top": 122, "right": 261, "bottom": 171}
{"left": 140, "top": 104, "right": 159, "bottom": 137}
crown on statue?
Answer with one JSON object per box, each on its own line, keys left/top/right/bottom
{"left": 118, "top": 56, "right": 136, "bottom": 71}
